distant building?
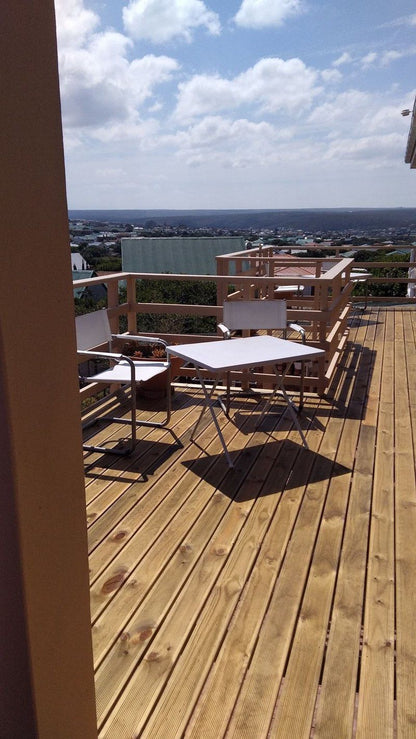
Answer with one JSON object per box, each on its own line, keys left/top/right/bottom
{"left": 72, "top": 270, "right": 107, "bottom": 302}
{"left": 71, "top": 252, "right": 87, "bottom": 271}
{"left": 121, "top": 236, "right": 245, "bottom": 275}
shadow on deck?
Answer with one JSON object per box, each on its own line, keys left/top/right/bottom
{"left": 83, "top": 306, "right": 416, "bottom": 738}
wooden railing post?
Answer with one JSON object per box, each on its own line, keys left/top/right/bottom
{"left": 216, "top": 257, "right": 228, "bottom": 310}
{"left": 318, "top": 282, "right": 329, "bottom": 394}
{"left": 107, "top": 278, "right": 119, "bottom": 333}
{"left": 126, "top": 274, "right": 137, "bottom": 333}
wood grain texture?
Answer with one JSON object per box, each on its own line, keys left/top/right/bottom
{"left": 79, "top": 308, "right": 416, "bottom": 738}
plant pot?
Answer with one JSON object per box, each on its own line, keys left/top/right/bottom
{"left": 135, "top": 355, "right": 183, "bottom": 397}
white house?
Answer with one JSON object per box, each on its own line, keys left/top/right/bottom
{"left": 71, "top": 252, "right": 87, "bottom": 271}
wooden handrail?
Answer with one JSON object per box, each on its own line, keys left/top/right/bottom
{"left": 74, "top": 242, "right": 416, "bottom": 399}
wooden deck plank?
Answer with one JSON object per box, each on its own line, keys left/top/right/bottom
{"left": 183, "top": 403, "right": 331, "bottom": 738}
{"left": 226, "top": 359, "right": 362, "bottom": 738}
{"left": 92, "top": 403, "right": 270, "bottom": 665}
{"left": 394, "top": 311, "right": 416, "bottom": 736}
{"left": 138, "top": 442, "right": 317, "bottom": 739}
{"left": 84, "top": 393, "right": 196, "bottom": 522}
{"left": 87, "top": 401, "right": 215, "bottom": 580}
{"left": 269, "top": 311, "right": 374, "bottom": 738}
{"left": 98, "top": 418, "right": 309, "bottom": 737}
{"left": 94, "top": 455, "right": 246, "bottom": 724}
{"left": 80, "top": 307, "right": 416, "bottom": 738}
{"left": 356, "top": 310, "right": 395, "bottom": 738}
{"left": 83, "top": 402, "right": 169, "bottom": 493}
{"left": 91, "top": 400, "right": 263, "bottom": 661}
{"left": 97, "top": 396, "right": 316, "bottom": 720}
{"left": 230, "top": 314, "right": 370, "bottom": 736}
{"left": 313, "top": 309, "right": 381, "bottom": 738}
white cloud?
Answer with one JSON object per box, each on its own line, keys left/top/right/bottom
{"left": 321, "top": 68, "right": 342, "bottom": 83}
{"left": 54, "top": 0, "right": 99, "bottom": 48}
{"left": 175, "top": 57, "right": 321, "bottom": 121}
{"left": 60, "top": 34, "right": 178, "bottom": 129}
{"left": 380, "top": 13, "right": 416, "bottom": 28}
{"left": 305, "top": 90, "right": 412, "bottom": 170}
{"left": 55, "top": 0, "right": 415, "bottom": 209}
{"left": 234, "top": 0, "right": 303, "bottom": 29}
{"left": 334, "top": 46, "right": 416, "bottom": 72}
{"left": 167, "top": 115, "right": 291, "bottom": 166}
{"left": 333, "top": 52, "right": 352, "bottom": 68}
{"left": 127, "top": 55, "right": 180, "bottom": 103}
{"left": 307, "top": 90, "right": 373, "bottom": 131}
{"left": 360, "top": 51, "right": 378, "bottom": 69}
{"left": 325, "top": 133, "right": 403, "bottom": 164}
{"left": 123, "top": 0, "right": 220, "bottom": 43}
{"left": 55, "top": 0, "right": 179, "bottom": 132}
{"left": 380, "top": 50, "right": 403, "bottom": 66}
{"left": 362, "top": 104, "right": 406, "bottom": 134}
{"left": 93, "top": 116, "right": 161, "bottom": 144}
{"left": 360, "top": 47, "right": 416, "bottom": 70}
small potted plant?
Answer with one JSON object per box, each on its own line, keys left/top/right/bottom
{"left": 120, "top": 341, "right": 183, "bottom": 396}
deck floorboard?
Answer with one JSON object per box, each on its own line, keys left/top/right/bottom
{"left": 81, "top": 307, "right": 416, "bottom": 738}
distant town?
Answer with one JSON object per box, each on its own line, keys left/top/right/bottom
{"left": 70, "top": 207, "right": 416, "bottom": 274}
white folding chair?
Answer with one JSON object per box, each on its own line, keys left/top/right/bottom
{"left": 76, "top": 309, "right": 171, "bottom": 455}
{"left": 217, "top": 299, "right": 306, "bottom": 413}
{"left": 218, "top": 299, "right": 305, "bottom": 341}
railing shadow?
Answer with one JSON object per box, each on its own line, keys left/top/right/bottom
{"left": 324, "top": 342, "right": 376, "bottom": 421}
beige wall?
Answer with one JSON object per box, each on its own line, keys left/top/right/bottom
{"left": 1, "top": 2, "right": 96, "bottom": 736}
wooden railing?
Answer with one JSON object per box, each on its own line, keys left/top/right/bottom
{"left": 227, "top": 243, "right": 416, "bottom": 304}
{"left": 75, "top": 241, "right": 415, "bottom": 402}
{"left": 74, "top": 252, "right": 354, "bottom": 395}
{"left": 215, "top": 248, "right": 356, "bottom": 392}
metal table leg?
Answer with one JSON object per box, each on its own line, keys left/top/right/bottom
{"left": 256, "top": 363, "right": 308, "bottom": 449}
{"left": 191, "top": 368, "right": 234, "bottom": 467}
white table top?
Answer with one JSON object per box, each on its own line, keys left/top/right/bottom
{"left": 343, "top": 270, "right": 372, "bottom": 281}
{"left": 274, "top": 285, "right": 304, "bottom": 293}
{"left": 168, "top": 335, "right": 325, "bottom": 372}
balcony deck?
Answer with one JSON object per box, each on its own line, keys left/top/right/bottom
{"left": 84, "top": 306, "right": 416, "bottom": 738}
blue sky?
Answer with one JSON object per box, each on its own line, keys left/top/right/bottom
{"left": 55, "top": 0, "right": 416, "bottom": 209}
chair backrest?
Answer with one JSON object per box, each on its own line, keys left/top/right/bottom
{"left": 222, "top": 299, "right": 287, "bottom": 331}
{"left": 75, "top": 309, "right": 112, "bottom": 350}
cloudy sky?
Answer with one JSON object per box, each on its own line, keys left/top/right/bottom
{"left": 55, "top": 0, "right": 416, "bottom": 210}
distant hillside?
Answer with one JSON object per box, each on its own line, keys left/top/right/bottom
{"left": 69, "top": 208, "right": 416, "bottom": 231}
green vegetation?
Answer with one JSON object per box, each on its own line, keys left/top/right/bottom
{"left": 74, "top": 295, "right": 106, "bottom": 316}
{"left": 353, "top": 250, "right": 409, "bottom": 298}
{"left": 76, "top": 244, "right": 122, "bottom": 271}
{"left": 94, "top": 257, "right": 122, "bottom": 271}
{"left": 119, "top": 278, "right": 218, "bottom": 335}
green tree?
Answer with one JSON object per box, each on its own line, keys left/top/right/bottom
{"left": 119, "top": 278, "right": 217, "bottom": 335}
{"left": 353, "top": 251, "right": 409, "bottom": 298}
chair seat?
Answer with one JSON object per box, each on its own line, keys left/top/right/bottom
{"left": 85, "top": 360, "right": 169, "bottom": 384}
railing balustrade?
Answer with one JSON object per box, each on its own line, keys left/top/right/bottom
{"left": 74, "top": 242, "right": 414, "bottom": 401}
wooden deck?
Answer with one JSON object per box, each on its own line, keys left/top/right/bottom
{"left": 83, "top": 306, "right": 416, "bottom": 738}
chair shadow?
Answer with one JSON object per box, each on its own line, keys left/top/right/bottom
{"left": 84, "top": 430, "right": 183, "bottom": 483}
{"left": 182, "top": 438, "right": 351, "bottom": 501}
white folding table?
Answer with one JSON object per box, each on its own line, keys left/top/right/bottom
{"left": 167, "top": 335, "right": 325, "bottom": 467}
